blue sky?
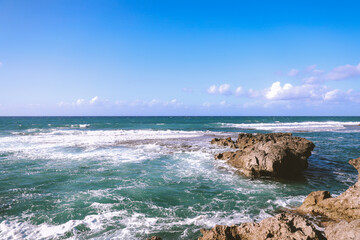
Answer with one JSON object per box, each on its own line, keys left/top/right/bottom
{"left": 1, "top": 0, "right": 360, "bottom": 116}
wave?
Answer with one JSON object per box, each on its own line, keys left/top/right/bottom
{"left": 220, "top": 121, "right": 360, "bottom": 132}
{"left": 70, "top": 124, "right": 90, "bottom": 128}
{"left": 0, "top": 129, "right": 229, "bottom": 162}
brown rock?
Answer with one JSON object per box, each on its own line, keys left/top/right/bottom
{"left": 299, "top": 190, "right": 331, "bottom": 208}
{"left": 215, "top": 151, "right": 234, "bottom": 160}
{"left": 298, "top": 157, "right": 360, "bottom": 222}
{"left": 325, "top": 219, "right": 360, "bottom": 240}
{"left": 198, "top": 213, "right": 325, "bottom": 240}
{"left": 235, "top": 133, "right": 293, "bottom": 149}
{"left": 146, "top": 236, "right": 162, "bottom": 240}
{"left": 212, "top": 133, "right": 315, "bottom": 178}
{"left": 211, "top": 137, "right": 237, "bottom": 149}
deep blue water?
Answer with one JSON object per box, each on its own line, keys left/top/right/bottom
{"left": 0, "top": 116, "right": 359, "bottom": 239}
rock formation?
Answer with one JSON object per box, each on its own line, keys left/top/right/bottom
{"left": 296, "top": 157, "right": 360, "bottom": 239}
{"left": 324, "top": 219, "right": 360, "bottom": 240}
{"left": 298, "top": 157, "right": 360, "bottom": 222}
{"left": 212, "top": 133, "right": 315, "bottom": 178}
{"left": 198, "top": 213, "right": 325, "bottom": 240}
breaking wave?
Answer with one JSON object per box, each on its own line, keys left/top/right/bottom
{"left": 220, "top": 121, "right": 360, "bottom": 132}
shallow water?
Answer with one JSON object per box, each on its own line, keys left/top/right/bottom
{"left": 0, "top": 116, "right": 359, "bottom": 239}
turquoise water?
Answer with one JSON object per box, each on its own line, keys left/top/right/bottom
{"left": 0, "top": 116, "right": 360, "bottom": 239}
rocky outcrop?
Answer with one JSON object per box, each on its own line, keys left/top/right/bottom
{"left": 324, "top": 219, "right": 360, "bottom": 240}
{"left": 198, "top": 213, "right": 325, "bottom": 240}
{"left": 212, "top": 133, "right": 315, "bottom": 178}
{"left": 296, "top": 157, "right": 360, "bottom": 239}
{"left": 298, "top": 157, "right": 360, "bottom": 222}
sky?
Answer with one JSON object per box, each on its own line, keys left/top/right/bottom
{"left": 1, "top": 0, "right": 360, "bottom": 116}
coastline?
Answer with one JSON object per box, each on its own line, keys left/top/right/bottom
{"left": 1, "top": 117, "right": 360, "bottom": 239}
{"left": 196, "top": 133, "right": 360, "bottom": 240}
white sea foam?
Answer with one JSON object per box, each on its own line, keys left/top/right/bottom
{"left": 0, "top": 204, "right": 273, "bottom": 240}
{"left": 2, "top": 123, "right": 349, "bottom": 239}
{"left": 0, "top": 129, "right": 218, "bottom": 162}
{"left": 0, "top": 210, "right": 127, "bottom": 240}
{"left": 70, "top": 124, "right": 90, "bottom": 128}
{"left": 268, "top": 195, "right": 306, "bottom": 209}
{"left": 220, "top": 121, "right": 360, "bottom": 132}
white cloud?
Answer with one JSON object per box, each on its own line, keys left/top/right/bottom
{"left": 75, "top": 99, "right": 85, "bottom": 106}
{"left": 207, "top": 85, "right": 217, "bottom": 94}
{"left": 265, "top": 82, "right": 320, "bottom": 100}
{"left": 325, "top": 63, "right": 360, "bottom": 81}
{"left": 257, "top": 81, "right": 360, "bottom": 104}
{"left": 287, "top": 69, "right": 299, "bottom": 77}
{"left": 322, "top": 89, "right": 360, "bottom": 103}
{"left": 235, "top": 86, "right": 244, "bottom": 96}
{"left": 60, "top": 98, "right": 184, "bottom": 109}
{"left": 207, "top": 84, "right": 232, "bottom": 95}
{"left": 148, "top": 99, "right": 161, "bottom": 106}
{"left": 0, "top": 62, "right": 2, "bottom": 67}
{"left": 323, "top": 89, "right": 341, "bottom": 101}
{"left": 218, "top": 84, "right": 232, "bottom": 95}
{"left": 304, "top": 63, "right": 360, "bottom": 83}
{"left": 89, "top": 96, "right": 99, "bottom": 105}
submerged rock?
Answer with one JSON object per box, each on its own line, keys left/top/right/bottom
{"left": 212, "top": 133, "right": 315, "bottom": 178}
{"left": 198, "top": 213, "right": 325, "bottom": 240}
{"left": 298, "top": 157, "right": 360, "bottom": 222}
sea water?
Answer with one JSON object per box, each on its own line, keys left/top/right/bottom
{"left": 0, "top": 116, "right": 359, "bottom": 239}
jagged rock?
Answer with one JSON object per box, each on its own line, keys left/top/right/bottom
{"left": 235, "top": 133, "right": 293, "bottom": 149}
{"left": 299, "top": 190, "right": 332, "bottom": 207}
{"left": 212, "top": 133, "right": 315, "bottom": 178}
{"left": 298, "top": 157, "right": 360, "bottom": 222}
{"left": 325, "top": 219, "right": 360, "bottom": 240}
{"left": 198, "top": 213, "right": 325, "bottom": 240}
{"left": 211, "top": 137, "right": 237, "bottom": 149}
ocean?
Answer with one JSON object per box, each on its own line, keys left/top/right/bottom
{"left": 0, "top": 116, "right": 359, "bottom": 239}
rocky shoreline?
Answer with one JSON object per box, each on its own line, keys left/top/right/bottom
{"left": 198, "top": 157, "right": 360, "bottom": 240}
{"left": 149, "top": 133, "right": 360, "bottom": 239}
{"left": 198, "top": 133, "right": 360, "bottom": 240}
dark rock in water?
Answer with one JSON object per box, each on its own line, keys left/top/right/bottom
{"left": 146, "top": 236, "right": 162, "bottom": 240}
{"left": 212, "top": 133, "right": 315, "bottom": 178}
{"left": 211, "top": 137, "right": 236, "bottom": 148}
{"left": 198, "top": 213, "right": 325, "bottom": 240}
{"left": 298, "top": 157, "right": 360, "bottom": 222}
